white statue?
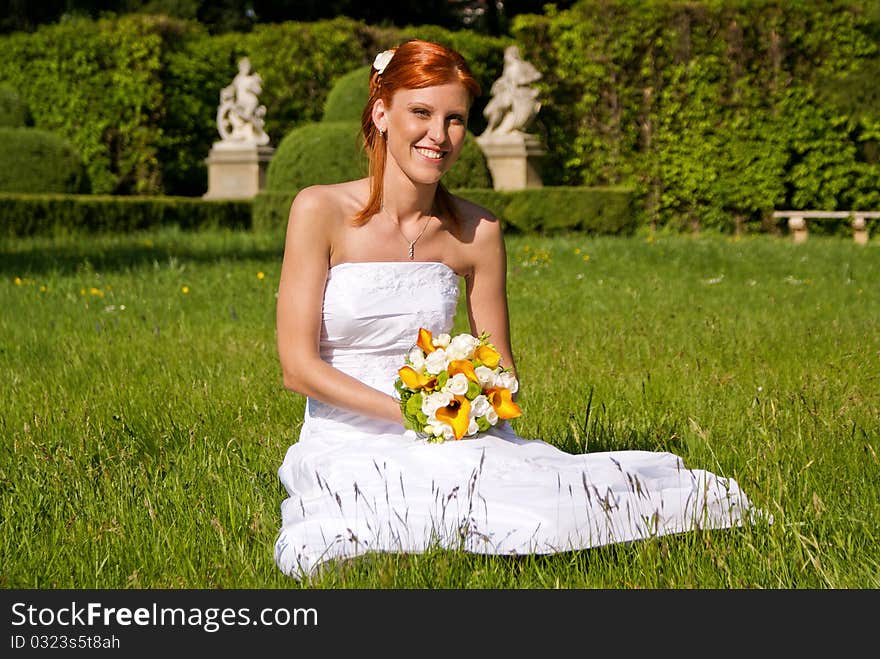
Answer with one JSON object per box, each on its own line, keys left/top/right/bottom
{"left": 216, "top": 57, "right": 270, "bottom": 146}
{"left": 481, "top": 46, "right": 542, "bottom": 137}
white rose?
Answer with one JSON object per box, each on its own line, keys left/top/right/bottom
{"left": 466, "top": 419, "right": 479, "bottom": 437}
{"left": 474, "top": 365, "right": 497, "bottom": 388}
{"left": 424, "top": 348, "right": 449, "bottom": 375}
{"left": 436, "top": 422, "right": 456, "bottom": 441}
{"left": 486, "top": 407, "right": 499, "bottom": 425}
{"left": 470, "top": 394, "right": 490, "bottom": 418}
{"left": 443, "top": 373, "right": 470, "bottom": 396}
{"left": 496, "top": 370, "right": 519, "bottom": 394}
{"left": 407, "top": 347, "right": 426, "bottom": 370}
{"left": 422, "top": 391, "right": 453, "bottom": 417}
{"left": 433, "top": 333, "right": 451, "bottom": 348}
{"left": 446, "top": 334, "right": 479, "bottom": 361}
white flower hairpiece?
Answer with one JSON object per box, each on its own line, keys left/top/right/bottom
{"left": 373, "top": 50, "right": 394, "bottom": 75}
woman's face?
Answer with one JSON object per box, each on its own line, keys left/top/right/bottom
{"left": 375, "top": 82, "right": 471, "bottom": 186}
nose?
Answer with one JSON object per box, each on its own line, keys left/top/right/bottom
{"left": 427, "top": 117, "right": 448, "bottom": 145}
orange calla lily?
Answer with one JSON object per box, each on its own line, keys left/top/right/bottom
{"left": 398, "top": 366, "right": 436, "bottom": 391}
{"left": 435, "top": 395, "right": 471, "bottom": 440}
{"left": 447, "top": 359, "right": 479, "bottom": 383}
{"left": 474, "top": 345, "right": 501, "bottom": 369}
{"left": 417, "top": 328, "right": 436, "bottom": 354}
{"left": 486, "top": 387, "right": 522, "bottom": 420}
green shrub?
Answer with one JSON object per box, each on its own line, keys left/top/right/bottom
{"left": 0, "top": 128, "right": 87, "bottom": 194}
{"left": 323, "top": 65, "right": 372, "bottom": 122}
{"left": 265, "top": 121, "right": 367, "bottom": 192}
{"left": 0, "top": 15, "right": 171, "bottom": 194}
{"left": 443, "top": 132, "right": 492, "bottom": 189}
{"left": 0, "top": 15, "right": 507, "bottom": 198}
{"left": 252, "top": 191, "right": 296, "bottom": 234}
{"left": 512, "top": 1, "right": 880, "bottom": 228}
{"left": 0, "top": 84, "right": 28, "bottom": 127}
{"left": 0, "top": 194, "right": 251, "bottom": 237}
{"left": 453, "top": 187, "right": 638, "bottom": 235}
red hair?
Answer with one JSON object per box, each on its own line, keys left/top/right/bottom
{"left": 353, "top": 40, "right": 482, "bottom": 229}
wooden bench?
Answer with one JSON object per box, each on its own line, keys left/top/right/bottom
{"left": 772, "top": 210, "right": 877, "bottom": 244}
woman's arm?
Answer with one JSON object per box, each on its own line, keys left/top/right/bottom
{"left": 276, "top": 187, "right": 403, "bottom": 424}
{"left": 464, "top": 215, "right": 517, "bottom": 379}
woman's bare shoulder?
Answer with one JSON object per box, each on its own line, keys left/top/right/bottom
{"left": 448, "top": 192, "right": 503, "bottom": 244}
{"left": 289, "top": 179, "right": 369, "bottom": 224}
{"left": 449, "top": 193, "right": 498, "bottom": 222}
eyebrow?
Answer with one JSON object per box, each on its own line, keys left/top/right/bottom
{"left": 406, "top": 102, "right": 468, "bottom": 115}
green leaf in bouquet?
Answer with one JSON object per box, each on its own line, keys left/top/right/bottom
{"left": 395, "top": 378, "right": 408, "bottom": 396}
{"left": 436, "top": 371, "right": 449, "bottom": 388}
{"left": 466, "top": 381, "right": 482, "bottom": 400}
{"left": 405, "top": 392, "right": 423, "bottom": 419}
{"left": 476, "top": 417, "right": 491, "bottom": 432}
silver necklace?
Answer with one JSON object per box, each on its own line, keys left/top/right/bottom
{"left": 389, "top": 212, "right": 431, "bottom": 260}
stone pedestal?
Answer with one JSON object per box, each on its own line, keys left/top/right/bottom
{"left": 476, "top": 132, "right": 545, "bottom": 190}
{"left": 203, "top": 143, "right": 274, "bottom": 200}
{"left": 788, "top": 215, "right": 808, "bottom": 244}
{"left": 852, "top": 216, "right": 869, "bottom": 245}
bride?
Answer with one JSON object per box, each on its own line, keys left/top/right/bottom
{"left": 274, "top": 40, "right": 757, "bottom": 579}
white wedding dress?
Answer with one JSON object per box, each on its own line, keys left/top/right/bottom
{"left": 275, "top": 261, "right": 756, "bottom": 579}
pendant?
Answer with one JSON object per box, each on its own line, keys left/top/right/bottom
{"left": 408, "top": 242, "right": 415, "bottom": 260}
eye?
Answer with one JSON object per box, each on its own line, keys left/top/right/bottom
{"left": 412, "top": 108, "right": 430, "bottom": 118}
{"left": 448, "top": 114, "right": 466, "bottom": 125}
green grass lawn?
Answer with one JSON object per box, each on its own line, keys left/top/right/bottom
{"left": 1, "top": 227, "right": 878, "bottom": 588}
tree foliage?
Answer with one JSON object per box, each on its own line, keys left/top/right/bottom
{"left": 513, "top": 0, "right": 880, "bottom": 229}
{"left": 0, "top": 1, "right": 876, "bottom": 231}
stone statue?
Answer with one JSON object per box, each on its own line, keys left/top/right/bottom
{"left": 215, "top": 57, "right": 270, "bottom": 146}
{"left": 204, "top": 56, "right": 274, "bottom": 200}
{"left": 476, "top": 45, "right": 546, "bottom": 190}
{"left": 481, "top": 46, "right": 542, "bottom": 137}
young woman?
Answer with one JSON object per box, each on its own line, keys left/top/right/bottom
{"left": 274, "top": 40, "right": 757, "bottom": 579}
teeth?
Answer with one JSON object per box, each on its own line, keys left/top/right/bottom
{"left": 415, "top": 147, "right": 443, "bottom": 160}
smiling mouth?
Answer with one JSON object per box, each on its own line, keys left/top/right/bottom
{"left": 414, "top": 146, "right": 446, "bottom": 161}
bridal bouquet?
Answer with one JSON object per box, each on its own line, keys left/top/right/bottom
{"left": 395, "top": 328, "right": 522, "bottom": 442}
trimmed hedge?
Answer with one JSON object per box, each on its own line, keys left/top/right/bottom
{"left": 266, "top": 121, "right": 367, "bottom": 192}
{"left": 455, "top": 187, "right": 638, "bottom": 234}
{"left": 322, "top": 66, "right": 372, "bottom": 122}
{"left": 0, "top": 85, "right": 28, "bottom": 127}
{"left": 0, "top": 127, "right": 87, "bottom": 194}
{"left": 253, "top": 186, "right": 637, "bottom": 235}
{"left": 252, "top": 191, "right": 296, "bottom": 234}
{"left": 446, "top": 132, "right": 492, "bottom": 189}
{"left": 0, "top": 194, "right": 251, "bottom": 237}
